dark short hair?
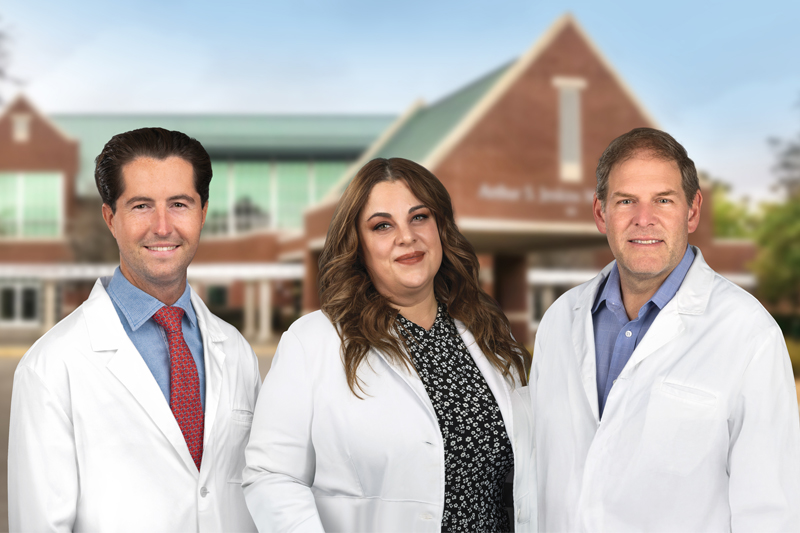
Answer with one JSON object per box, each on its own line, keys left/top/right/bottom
{"left": 596, "top": 127, "right": 699, "bottom": 208}
{"left": 94, "top": 127, "right": 212, "bottom": 212}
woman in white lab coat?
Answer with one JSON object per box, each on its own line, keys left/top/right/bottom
{"left": 243, "top": 157, "right": 535, "bottom": 532}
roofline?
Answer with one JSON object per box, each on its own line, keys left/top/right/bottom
{"left": 2, "top": 93, "right": 79, "bottom": 145}
{"left": 316, "top": 98, "right": 427, "bottom": 207}
{"left": 423, "top": 12, "right": 658, "bottom": 171}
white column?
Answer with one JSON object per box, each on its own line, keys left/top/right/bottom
{"left": 42, "top": 280, "right": 57, "bottom": 332}
{"left": 257, "top": 280, "right": 272, "bottom": 343}
{"left": 243, "top": 281, "right": 256, "bottom": 339}
{"left": 541, "top": 285, "right": 556, "bottom": 314}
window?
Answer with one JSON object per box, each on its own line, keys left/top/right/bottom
{"left": 0, "top": 282, "right": 40, "bottom": 326}
{"left": 0, "top": 173, "right": 63, "bottom": 238}
{"left": 203, "top": 159, "right": 347, "bottom": 236}
{"left": 12, "top": 113, "right": 32, "bottom": 143}
{"left": 552, "top": 77, "right": 587, "bottom": 183}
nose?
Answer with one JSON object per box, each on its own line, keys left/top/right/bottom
{"left": 396, "top": 222, "right": 416, "bottom": 245}
{"left": 152, "top": 205, "right": 173, "bottom": 236}
{"left": 632, "top": 202, "right": 657, "bottom": 226}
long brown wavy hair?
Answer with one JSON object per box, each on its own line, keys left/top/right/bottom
{"left": 319, "top": 157, "right": 530, "bottom": 396}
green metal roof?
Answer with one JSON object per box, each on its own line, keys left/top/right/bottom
{"left": 371, "top": 62, "right": 512, "bottom": 163}
{"left": 51, "top": 114, "right": 395, "bottom": 195}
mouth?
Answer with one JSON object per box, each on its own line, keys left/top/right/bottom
{"left": 395, "top": 251, "right": 425, "bottom": 264}
{"left": 145, "top": 245, "right": 179, "bottom": 252}
{"left": 629, "top": 239, "right": 663, "bottom": 245}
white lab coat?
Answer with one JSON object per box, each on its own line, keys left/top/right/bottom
{"left": 531, "top": 247, "right": 800, "bottom": 532}
{"left": 242, "top": 310, "right": 536, "bottom": 532}
{"left": 8, "top": 277, "right": 261, "bottom": 532}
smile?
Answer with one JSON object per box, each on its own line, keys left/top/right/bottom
{"left": 395, "top": 251, "right": 425, "bottom": 264}
{"left": 146, "top": 246, "right": 178, "bottom": 251}
{"left": 630, "top": 239, "right": 662, "bottom": 244}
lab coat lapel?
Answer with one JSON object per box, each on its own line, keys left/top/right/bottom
{"left": 83, "top": 280, "right": 199, "bottom": 476}
{"left": 625, "top": 247, "right": 712, "bottom": 372}
{"left": 190, "top": 288, "right": 228, "bottom": 462}
{"left": 371, "top": 344, "right": 438, "bottom": 423}
{"left": 571, "top": 267, "right": 611, "bottom": 423}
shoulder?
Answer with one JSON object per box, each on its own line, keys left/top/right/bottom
{"left": 14, "top": 298, "right": 98, "bottom": 400}
{"left": 283, "top": 310, "right": 340, "bottom": 352}
{"left": 706, "top": 271, "right": 779, "bottom": 330}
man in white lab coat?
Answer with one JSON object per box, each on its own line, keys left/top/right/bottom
{"left": 531, "top": 127, "right": 800, "bottom": 532}
{"left": 8, "top": 128, "right": 260, "bottom": 532}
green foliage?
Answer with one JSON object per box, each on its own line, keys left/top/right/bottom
{"left": 785, "top": 338, "right": 800, "bottom": 376}
{"left": 710, "top": 179, "right": 760, "bottom": 238}
{"left": 752, "top": 198, "right": 800, "bottom": 307}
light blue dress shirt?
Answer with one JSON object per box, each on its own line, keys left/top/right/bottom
{"left": 591, "top": 246, "right": 694, "bottom": 418}
{"left": 106, "top": 267, "right": 206, "bottom": 410}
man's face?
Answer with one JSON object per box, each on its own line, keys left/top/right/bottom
{"left": 593, "top": 154, "right": 702, "bottom": 288}
{"left": 102, "top": 156, "right": 207, "bottom": 303}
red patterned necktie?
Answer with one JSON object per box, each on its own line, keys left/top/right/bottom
{"left": 152, "top": 306, "right": 204, "bottom": 471}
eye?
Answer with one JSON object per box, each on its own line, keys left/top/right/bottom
{"left": 373, "top": 222, "right": 391, "bottom": 231}
{"left": 657, "top": 198, "right": 671, "bottom": 204}
{"left": 133, "top": 203, "right": 148, "bottom": 210}
{"left": 173, "top": 202, "right": 186, "bottom": 208}
{"left": 412, "top": 213, "right": 429, "bottom": 222}
{"left": 619, "top": 199, "right": 633, "bottom": 205}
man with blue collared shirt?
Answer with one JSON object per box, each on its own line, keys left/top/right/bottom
{"left": 9, "top": 128, "right": 260, "bottom": 532}
{"left": 530, "top": 128, "right": 800, "bottom": 532}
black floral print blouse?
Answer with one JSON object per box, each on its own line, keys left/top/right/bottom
{"left": 397, "top": 303, "right": 513, "bottom": 532}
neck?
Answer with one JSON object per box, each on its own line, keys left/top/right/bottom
{"left": 119, "top": 264, "right": 186, "bottom": 306}
{"left": 618, "top": 272, "right": 667, "bottom": 321}
{"left": 391, "top": 290, "right": 438, "bottom": 330}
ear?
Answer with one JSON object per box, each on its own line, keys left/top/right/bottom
{"left": 101, "top": 203, "right": 117, "bottom": 238}
{"left": 201, "top": 201, "right": 208, "bottom": 229}
{"left": 592, "top": 194, "right": 608, "bottom": 235}
{"left": 687, "top": 190, "right": 703, "bottom": 234}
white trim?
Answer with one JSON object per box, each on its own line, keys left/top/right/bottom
{"left": 307, "top": 236, "right": 326, "bottom": 251}
{"left": 457, "top": 217, "right": 601, "bottom": 235}
{"left": 0, "top": 263, "right": 304, "bottom": 282}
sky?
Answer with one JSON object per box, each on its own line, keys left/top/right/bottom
{"left": 2, "top": 0, "right": 799, "bottom": 203}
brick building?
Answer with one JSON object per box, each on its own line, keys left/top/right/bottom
{"left": 0, "top": 15, "right": 755, "bottom": 344}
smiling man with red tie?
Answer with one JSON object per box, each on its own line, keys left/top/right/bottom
{"left": 8, "top": 128, "right": 260, "bottom": 532}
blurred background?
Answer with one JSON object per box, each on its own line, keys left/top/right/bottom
{"left": 1, "top": 0, "right": 800, "bottom": 528}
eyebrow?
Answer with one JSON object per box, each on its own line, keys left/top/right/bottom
{"left": 125, "top": 194, "right": 196, "bottom": 206}
{"left": 610, "top": 189, "right": 680, "bottom": 198}
{"left": 365, "top": 204, "right": 427, "bottom": 221}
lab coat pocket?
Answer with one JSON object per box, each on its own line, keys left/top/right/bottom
{"left": 227, "top": 409, "right": 254, "bottom": 483}
{"left": 640, "top": 381, "right": 718, "bottom": 477}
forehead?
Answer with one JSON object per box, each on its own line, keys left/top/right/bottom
{"left": 607, "top": 155, "right": 681, "bottom": 193}
{"left": 361, "top": 180, "right": 420, "bottom": 213}
{"left": 119, "top": 156, "right": 195, "bottom": 193}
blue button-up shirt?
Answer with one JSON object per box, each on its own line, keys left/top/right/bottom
{"left": 106, "top": 267, "right": 206, "bottom": 410}
{"left": 592, "top": 247, "right": 694, "bottom": 418}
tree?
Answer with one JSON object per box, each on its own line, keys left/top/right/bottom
{"left": 709, "top": 176, "right": 759, "bottom": 238}
{"left": 752, "top": 116, "right": 800, "bottom": 308}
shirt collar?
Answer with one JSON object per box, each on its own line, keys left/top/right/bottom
{"left": 592, "top": 246, "right": 695, "bottom": 316}
{"left": 106, "top": 267, "right": 197, "bottom": 331}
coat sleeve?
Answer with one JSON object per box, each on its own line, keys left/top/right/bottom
{"left": 728, "top": 327, "right": 800, "bottom": 531}
{"left": 242, "top": 330, "right": 324, "bottom": 533}
{"left": 8, "top": 365, "right": 79, "bottom": 533}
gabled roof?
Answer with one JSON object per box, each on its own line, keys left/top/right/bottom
{"left": 321, "top": 13, "right": 658, "bottom": 202}
{"left": 50, "top": 114, "right": 394, "bottom": 195}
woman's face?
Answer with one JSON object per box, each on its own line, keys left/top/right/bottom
{"left": 358, "top": 179, "right": 443, "bottom": 306}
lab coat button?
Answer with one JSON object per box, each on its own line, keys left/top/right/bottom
{"left": 625, "top": 330, "right": 632, "bottom": 338}
{"left": 200, "top": 487, "right": 209, "bottom": 497}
